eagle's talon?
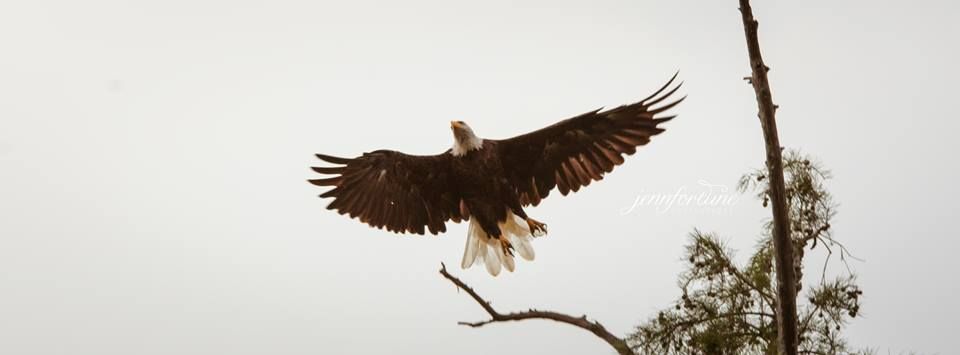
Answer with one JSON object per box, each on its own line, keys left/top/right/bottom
{"left": 526, "top": 218, "right": 548, "bottom": 237}
{"left": 499, "top": 238, "right": 515, "bottom": 256}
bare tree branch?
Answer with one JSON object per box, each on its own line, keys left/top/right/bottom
{"left": 738, "top": 1, "right": 799, "bottom": 355}
{"left": 438, "top": 263, "right": 635, "bottom": 355}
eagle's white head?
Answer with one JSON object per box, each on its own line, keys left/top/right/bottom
{"left": 450, "top": 120, "right": 483, "bottom": 156}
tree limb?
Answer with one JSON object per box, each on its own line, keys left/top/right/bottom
{"left": 438, "top": 263, "right": 635, "bottom": 355}
{"left": 738, "top": 1, "right": 799, "bottom": 355}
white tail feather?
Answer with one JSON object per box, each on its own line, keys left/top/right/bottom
{"left": 461, "top": 222, "right": 482, "bottom": 268}
{"left": 484, "top": 241, "right": 502, "bottom": 276}
{"left": 511, "top": 234, "right": 535, "bottom": 261}
{"left": 460, "top": 211, "right": 540, "bottom": 276}
{"left": 501, "top": 245, "right": 515, "bottom": 272}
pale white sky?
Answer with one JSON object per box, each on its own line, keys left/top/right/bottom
{"left": 1, "top": 1, "right": 957, "bottom": 354}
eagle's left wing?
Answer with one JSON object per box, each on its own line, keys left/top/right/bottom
{"left": 494, "top": 74, "right": 684, "bottom": 206}
{"left": 310, "top": 150, "right": 464, "bottom": 235}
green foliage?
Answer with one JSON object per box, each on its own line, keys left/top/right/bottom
{"left": 629, "top": 151, "right": 867, "bottom": 355}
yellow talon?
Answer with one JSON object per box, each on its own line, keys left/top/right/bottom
{"left": 526, "top": 218, "right": 548, "bottom": 237}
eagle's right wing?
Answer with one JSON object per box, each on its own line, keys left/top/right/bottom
{"left": 493, "top": 74, "right": 683, "bottom": 206}
{"left": 310, "top": 150, "right": 464, "bottom": 235}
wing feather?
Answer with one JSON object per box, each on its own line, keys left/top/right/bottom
{"left": 310, "top": 150, "right": 462, "bottom": 235}
{"left": 315, "top": 153, "right": 353, "bottom": 165}
{"left": 494, "top": 75, "right": 682, "bottom": 205}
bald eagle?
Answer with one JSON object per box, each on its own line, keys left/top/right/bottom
{"left": 310, "top": 75, "right": 683, "bottom": 276}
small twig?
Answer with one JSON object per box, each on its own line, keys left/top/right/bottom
{"left": 812, "top": 233, "right": 863, "bottom": 282}
{"left": 703, "top": 241, "right": 776, "bottom": 306}
{"left": 799, "top": 303, "right": 823, "bottom": 335}
{"left": 439, "top": 263, "right": 636, "bottom": 355}
{"left": 819, "top": 239, "right": 833, "bottom": 285}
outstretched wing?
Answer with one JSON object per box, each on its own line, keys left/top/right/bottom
{"left": 495, "top": 74, "right": 684, "bottom": 206}
{"left": 309, "top": 150, "right": 464, "bottom": 235}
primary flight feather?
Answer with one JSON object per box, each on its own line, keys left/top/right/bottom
{"left": 310, "top": 74, "right": 684, "bottom": 276}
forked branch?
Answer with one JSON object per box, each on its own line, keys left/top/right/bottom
{"left": 439, "top": 263, "right": 635, "bottom": 355}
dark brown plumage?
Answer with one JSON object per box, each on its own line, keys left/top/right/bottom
{"left": 311, "top": 152, "right": 463, "bottom": 235}
{"left": 310, "top": 74, "right": 683, "bottom": 275}
{"left": 495, "top": 75, "right": 683, "bottom": 206}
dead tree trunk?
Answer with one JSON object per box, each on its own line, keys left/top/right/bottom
{"left": 737, "top": 1, "right": 798, "bottom": 355}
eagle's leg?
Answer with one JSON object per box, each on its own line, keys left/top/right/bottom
{"left": 498, "top": 236, "right": 515, "bottom": 256}
{"left": 525, "top": 217, "right": 548, "bottom": 237}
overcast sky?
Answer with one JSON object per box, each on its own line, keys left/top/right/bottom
{"left": 1, "top": 0, "right": 958, "bottom": 354}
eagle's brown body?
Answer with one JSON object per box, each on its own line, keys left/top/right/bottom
{"left": 450, "top": 141, "right": 528, "bottom": 239}
{"left": 310, "top": 74, "right": 684, "bottom": 275}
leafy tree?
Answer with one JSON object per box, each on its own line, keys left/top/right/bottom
{"left": 629, "top": 151, "right": 867, "bottom": 355}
